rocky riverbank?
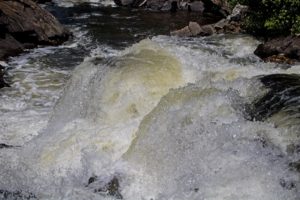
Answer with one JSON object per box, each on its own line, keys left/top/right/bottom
{"left": 111, "top": 0, "right": 300, "bottom": 64}
{"left": 169, "top": 1, "right": 300, "bottom": 64}
{"left": 0, "top": 0, "right": 71, "bottom": 87}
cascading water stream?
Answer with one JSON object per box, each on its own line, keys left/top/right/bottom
{"left": 0, "top": 2, "right": 299, "bottom": 200}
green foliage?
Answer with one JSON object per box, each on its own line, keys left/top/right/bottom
{"left": 228, "top": 0, "right": 300, "bottom": 36}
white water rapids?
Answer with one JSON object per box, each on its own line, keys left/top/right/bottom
{"left": 0, "top": 33, "right": 300, "bottom": 199}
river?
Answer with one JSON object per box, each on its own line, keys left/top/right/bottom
{"left": 0, "top": 1, "right": 299, "bottom": 200}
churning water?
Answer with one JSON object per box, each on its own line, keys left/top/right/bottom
{"left": 0, "top": 2, "right": 299, "bottom": 200}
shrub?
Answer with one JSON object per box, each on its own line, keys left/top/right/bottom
{"left": 228, "top": 0, "right": 300, "bottom": 36}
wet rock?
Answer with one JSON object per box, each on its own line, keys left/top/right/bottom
{"left": 33, "top": 0, "right": 52, "bottom": 3}
{"left": 0, "top": 0, "right": 70, "bottom": 45}
{"left": 0, "top": 60, "right": 10, "bottom": 88}
{"left": 214, "top": 18, "right": 227, "bottom": 30}
{"left": 171, "top": 21, "right": 208, "bottom": 37}
{"left": 88, "top": 176, "right": 97, "bottom": 185}
{"left": 171, "top": 4, "right": 247, "bottom": 37}
{"left": 216, "top": 20, "right": 241, "bottom": 33}
{"left": 264, "top": 54, "right": 295, "bottom": 65}
{"left": 171, "top": 26, "right": 192, "bottom": 37}
{"left": 188, "top": 1, "right": 204, "bottom": 13}
{"left": 254, "top": 36, "right": 300, "bottom": 62}
{"left": 289, "top": 160, "right": 300, "bottom": 173}
{"left": 0, "top": 34, "right": 23, "bottom": 60}
{"left": 171, "top": 22, "right": 218, "bottom": 37}
{"left": 145, "top": 0, "right": 167, "bottom": 10}
{"left": 209, "top": 0, "right": 230, "bottom": 14}
{"left": 227, "top": 3, "right": 248, "bottom": 21}
{"left": 188, "top": 21, "right": 202, "bottom": 35}
{"left": 114, "top": 0, "right": 135, "bottom": 6}
{"left": 247, "top": 74, "right": 300, "bottom": 121}
{"left": 87, "top": 176, "right": 123, "bottom": 199}
{"left": 287, "top": 144, "right": 300, "bottom": 155}
{"left": 279, "top": 179, "right": 296, "bottom": 190}
{"left": 119, "top": 0, "right": 227, "bottom": 15}
{"left": 213, "top": 4, "right": 247, "bottom": 33}
{"left": 0, "top": 190, "right": 36, "bottom": 200}
{"left": 0, "top": 143, "right": 14, "bottom": 149}
{"left": 0, "top": 0, "right": 70, "bottom": 60}
{"left": 200, "top": 24, "right": 215, "bottom": 35}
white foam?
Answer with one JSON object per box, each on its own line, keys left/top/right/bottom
{"left": 0, "top": 35, "right": 299, "bottom": 199}
{"left": 124, "top": 84, "right": 299, "bottom": 200}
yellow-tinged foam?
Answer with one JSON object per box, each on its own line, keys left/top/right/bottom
{"left": 39, "top": 39, "right": 185, "bottom": 171}
{"left": 100, "top": 39, "right": 183, "bottom": 125}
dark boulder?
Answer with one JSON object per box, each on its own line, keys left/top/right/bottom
{"left": 87, "top": 176, "right": 123, "bottom": 199}
{"left": 0, "top": 143, "right": 15, "bottom": 149}
{"left": 0, "top": 0, "right": 70, "bottom": 60}
{"left": 0, "top": 66, "right": 9, "bottom": 88}
{"left": 0, "top": 0, "right": 70, "bottom": 45}
{"left": 0, "top": 34, "right": 24, "bottom": 60}
{"left": 254, "top": 36, "right": 300, "bottom": 62}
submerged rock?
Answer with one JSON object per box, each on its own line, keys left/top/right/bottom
{"left": 0, "top": 190, "right": 36, "bottom": 200}
{"left": 254, "top": 36, "right": 300, "bottom": 62}
{"left": 0, "top": 0, "right": 70, "bottom": 60}
{"left": 0, "top": 143, "right": 14, "bottom": 149}
{"left": 0, "top": 62, "right": 9, "bottom": 88}
{"left": 87, "top": 176, "right": 123, "bottom": 199}
{"left": 247, "top": 74, "right": 300, "bottom": 122}
{"left": 289, "top": 160, "right": 300, "bottom": 173}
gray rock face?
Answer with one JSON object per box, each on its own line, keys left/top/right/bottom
{"left": 254, "top": 36, "right": 300, "bottom": 61}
